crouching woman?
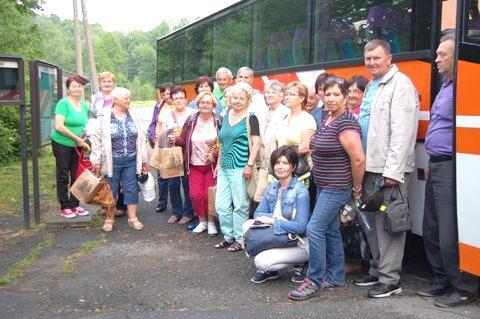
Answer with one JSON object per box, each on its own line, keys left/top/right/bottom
{"left": 245, "top": 145, "right": 310, "bottom": 284}
{"left": 90, "top": 87, "right": 148, "bottom": 232}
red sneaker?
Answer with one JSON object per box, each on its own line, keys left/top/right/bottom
{"left": 73, "top": 207, "right": 90, "bottom": 216}
{"left": 60, "top": 208, "right": 76, "bottom": 218}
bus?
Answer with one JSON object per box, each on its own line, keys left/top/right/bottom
{"left": 155, "top": 0, "right": 480, "bottom": 276}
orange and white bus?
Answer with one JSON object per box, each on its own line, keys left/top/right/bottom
{"left": 155, "top": 0, "right": 479, "bottom": 276}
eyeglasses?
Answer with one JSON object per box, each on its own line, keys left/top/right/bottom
{"left": 265, "top": 90, "right": 283, "bottom": 95}
{"left": 285, "top": 92, "right": 300, "bottom": 97}
{"left": 173, "top": 96, "right": 185, "bottom": 101}
{"left": 69, "top": 85, "right": 83, "bottom": 90}
{"left": 100, "top": 80, "right": 113, "bottom": 84}
{"left": 200, "top": 101, "right": 213, "bottom": 105}
{"left": 324, "top": 77, "right": 346, "bottom": 85}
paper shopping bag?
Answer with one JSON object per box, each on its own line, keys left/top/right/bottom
{"left": 70, "top": 169, "right": 102, "bottom": 203}
{"left": 159, "top": 146, "right": 184, "bottom": 179}
{"left": 208, "top": 185, "right": 217, "bottom": 218}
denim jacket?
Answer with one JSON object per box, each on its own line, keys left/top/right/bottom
{"left": 253, "top": 177, "right": 310, "bottom": 236}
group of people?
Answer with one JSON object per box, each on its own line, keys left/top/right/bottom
{"left": 50, "top": 36, "right": 477, "bottom": 307}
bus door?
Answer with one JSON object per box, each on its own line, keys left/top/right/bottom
{"left": 454, "top": 0, "right": 480, "bottom": 276}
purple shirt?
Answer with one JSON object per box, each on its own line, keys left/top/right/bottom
{"left": 425, "top": 79, "right": 453, "bottom": 156}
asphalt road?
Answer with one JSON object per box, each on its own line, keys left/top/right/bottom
{"left": 1, "top": 184, "right": 479, "bottom": 319}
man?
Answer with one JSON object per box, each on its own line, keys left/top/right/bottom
{"left": 213, "top": 67, "right": 233, "bottom": 113}
{"left": 306, "top": 86, "right": 324, "bottom": 130}
{"left": 235, "top": 66, "right": 268, "bottom": 136}
{"left": 354, "top": 39, "right": 419, "bottom": 298}
{"left": 148, "top": 82, "right": 174, "bottom": 213}
{"left": 417, "top": 33, "right": 478, "bottom": 307}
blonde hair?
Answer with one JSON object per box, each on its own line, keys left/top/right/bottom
{"left": 285, "top": 81, "right": 308, "bottom": 110}
{"left": 230, "top": 82, "right": 253, "bottom": 105}
{"left": 98, "top": 71, "right": 116, "bottom": 83}
{"left": 196, "top": 92, "right": 217, "bottom": 108}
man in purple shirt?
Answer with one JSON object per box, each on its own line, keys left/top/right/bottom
{"left": 418, "top": 33, "right": 478, "bottom": 307}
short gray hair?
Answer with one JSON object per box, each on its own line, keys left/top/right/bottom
{"left": 236, "top": 66, "right": 254, "bottom": 78}
{"left": 364, "top": 39, "right": 391, "bottom": 55}
{"left": 215, "top": 67, "right": 233, "bottom": 79}
{"left": 440, "top": 32, "right": 455, "bottom": 43}
{"left": 264, "top": 80, "right": 285, "bottom": 93}
{"left": 111, "top": 87, "right": 131, "bottom": 101}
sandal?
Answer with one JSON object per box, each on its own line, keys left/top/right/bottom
{"left": 102, "top": 218, "right": 114, "bottom": 232}
{"left": 214, "top": 240, "right": 234, "bottom": 249}
{"left": 167, "top": 215, "right": 180, "bottom": 224}
{"left": 128, "top": 217, "right": 144, "bottom": 230}
{"left": 178, "top": 217, "right": 193, "bottom": 225}
{"left": 227, "top": 243, "right": 243, "bottom": 253}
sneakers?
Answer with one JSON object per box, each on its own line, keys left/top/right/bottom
{"left": 60, "top": 208, "right": 76, "bottom": 218}
{"left": 354, "top": 274, "right": 379, "bottom": 287}
{"left": 207, "top": 222, "right": 218, "bottom": 236}
{"left": 434, "top": 291, "right": 478, "bottom": 308}
{"left": 288, "top": 278, "right": 320, "bottom": 301}
{"left": 192, "top": 222, "right": 207, "bottom": 234}
{"left": 251, "top": 270, "right": 279, "bottom": 284}
{"left": 368, "top": 283, "right": 402, "bottom": 298}
{"left": 416, "top": 283, "right": 451, "bottom": 297}
{"left": 291, "top": 266, "right": 307, "bottom": 283}
{"left": 73, "top": 207, "right": 90, "bottom": 216}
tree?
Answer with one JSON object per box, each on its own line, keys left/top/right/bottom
{"left": 94, "top": 32, "right": 126, "bottom": 83}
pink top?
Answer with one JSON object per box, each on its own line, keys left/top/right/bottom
{"left": 103, "top": 98, "right": 113, "bottom": 108}
{"left": 190, "top": 117, "right": 217, "bottom": 166}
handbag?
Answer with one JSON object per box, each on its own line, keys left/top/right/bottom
{"left": 87, "top": 177, "right": 116, "bottom": 219}
{"left": 340, "top": 223, "right": 371, "bottom": 261}
{"left": 382, "top": 186, "right": 412, "bottom": 234}
{"left": 244, "top": 222, "right": 299, "bottom": 257}
{"left": 295, "top": 154, "right": 310, "bottom": 177}
{"left": 70, "top": 169, "right": 102, "bottom": 203}
{"left": 75, "top": 147, "right": 93, "bottom": 178}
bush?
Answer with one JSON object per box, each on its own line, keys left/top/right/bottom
{"left": 0, "top": 106, "right": 32, "bottom": 165}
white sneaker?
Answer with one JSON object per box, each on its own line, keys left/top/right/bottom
{"left": 207, "top": 222, "right": 218, "bottom": 236}
{"left": 192, "top": 222, "right": 207, "bottom": 234}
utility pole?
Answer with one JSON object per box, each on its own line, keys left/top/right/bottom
{"left": 73, "top": 0, "right": 83, "bottom": 76}
{"left": 81, "top": 0, "right": 98, "bottom": 92}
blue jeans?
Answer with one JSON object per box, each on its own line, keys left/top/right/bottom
{"left": 107, "top": 155, "right": 139, "bottom": 205}
{"left": 169, "top": 175, "right": 194, "bottom": 219}
{"left": 306, "top": 187, "right": 351, "bottom": 287}
{"left": 157, "top": 171, "right": 168, "bottom": 205}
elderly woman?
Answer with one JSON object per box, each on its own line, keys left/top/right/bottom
{"left": 88, "top": 71, "right": 127, "bottom": 217}
{"left": 247, "top": 146, "right": 310, "bottom": 284}
{"left": 263, "top": 80, "right": 290, "bottom": 168}
{"left": 276, "top": 82, "right": 317, "bottom": 184}
{"left": 288, "top": 77, "right": 365, "bottom": 301}
{"left": 188, "top": 76, "right": 221, "bottom": 114}
{"left": 164, "top": 86, "right": 196, "bottom": 224}
{"left": 176, "top": 92, "right": 222, "bottom": 235}
{"left": 90, "top": 87, "right": 148, "bottom": 232}
{"left": 51, "top": 75, "right": 91, "bottom": 218}
{"left": 214, "top": 82, "right": 261, "bottom": 252}
{"left": 346, "top": 75, "right": 369, "bottom": 116}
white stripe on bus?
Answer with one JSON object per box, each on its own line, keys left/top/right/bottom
{"left": 456, "top": 116, "right": 480, "bottom": 128}
{"left": 418, "top": 111, "right": 430, "bottom": 121}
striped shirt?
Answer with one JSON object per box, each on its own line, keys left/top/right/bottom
{"left": 219, "top": 113, "right": 259, "bottom": 169}
{"left": 310, "top": 111, "right": 360, "bottom": 189}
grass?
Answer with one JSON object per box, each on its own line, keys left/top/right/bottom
{"left": 130, "top": 100, "right": 155, "bottom": 108}
{"left": 0, "top": 235, "right": 53, "bottom": 287}
{"left": 0, "top": 147, "right": 57, "bottom": 215}
{"left": 63, "top": 234, "right": 106, "bottom": 275}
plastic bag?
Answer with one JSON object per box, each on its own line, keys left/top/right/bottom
{"left": 139, "top": 172, "right": 155, "bottom": 202}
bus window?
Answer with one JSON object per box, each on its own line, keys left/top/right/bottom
{"left": 185, "top": 22, "right": 213, "bottom": 81}
{"left": 313, "top": 0, "right": 432, "bottom": 63}
{"left": 173, "top": 36, "right": 185, "bottom": 84}
{"left": 156, "top": 39, "right": 173, "bottom": 85}
{"left": 212, "top": 6, "right": 251, "bottom": 74}
{"left": 465, "top": 0, "right": 480, "bottom": 43}
{"left": 253, "top": 0, "right": 309, "bottom": 70}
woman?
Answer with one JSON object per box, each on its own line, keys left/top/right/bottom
{"left": 176, "top": 92, "right": 222, "bottom": 235}
{"left": 288, "top": 77, "right": 365, "bottom": 301}
{"left": 90, "top": 87, "right": 148, "bottom": 232}
{"left": 88, "top": 71, "right": 127, "bottom": 217}
{"left": 247, "top": 146, "right": 310, "bottom": 284}
{"left": 262, "top": 80, "right": 290, "bottom": 170}
{"left": 90, "top": 71, "right": 116, "bottom": 118}
{"left": 51, "top": 75, "right": 91, "bottom": 218}
{"left": 164, "top": 86, "right": 196, "bottom": 224}
{"left": 214, "top": 82, "right": 261, "bottom": 252}
{"left": 188, "top": 76, "right": 222, "bottom": 114}
{"left": 276, "top": 82, "right": 317, "bottom": 184}
{"left": 147, "top": 82, "right": 174, "bottom": 214}
{"left": 346, "top": 75, "right": 368, "bottom": 116}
